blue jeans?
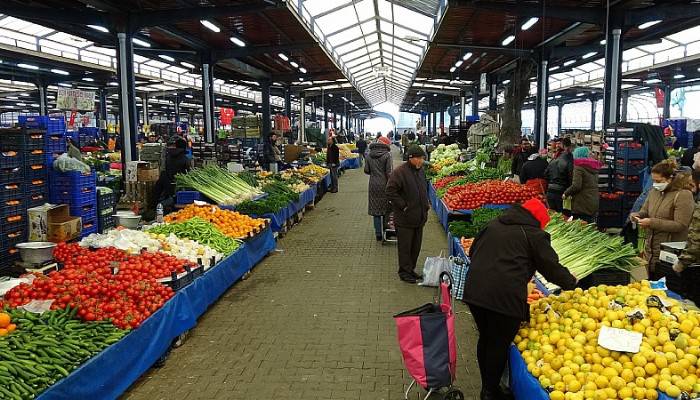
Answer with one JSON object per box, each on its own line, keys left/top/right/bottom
{"left": 373, "top": 216, "right": 383, "bottom": 238}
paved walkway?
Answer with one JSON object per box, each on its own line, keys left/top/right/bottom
{"left": 123, "top": 154, "right": 481, "bottom": 400}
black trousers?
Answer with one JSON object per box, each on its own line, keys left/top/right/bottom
{"left": 571, "top": 213, "right": 594, "bottom": 223}
{"left": 396, "top": 225, "right": 423, "bottom": 278}
{"left": 329, "top": 165, "right": 339, "bottom": 192}
{"left": 546, "top": 191, "right": 563, "bottom": 212}
{"left": 468, "top": 303, "right": 521, "bottom": 393}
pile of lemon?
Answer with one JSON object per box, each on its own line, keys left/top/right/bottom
{"left": 515, "top": 281, "right": 700, "bottom": 400}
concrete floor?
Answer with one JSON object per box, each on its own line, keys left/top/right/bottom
{"left": 123, "top": 154, "right": 482, "bottom": 400}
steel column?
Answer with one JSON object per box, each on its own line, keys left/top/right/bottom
{"left": 534, "top": 58, "right": 549, "bottom": 149}
{"left": 440, "top": 110, "right": 445, "bottom": 134}
{"left": 284, "top": 87, "right": 291, "bottom": 118}
{"left": 299, "top": 93, "right": 306, "bottom": 143}
{"left": 99, "top": 89, "right": 108, "bottom": 131}
{"left": 174, "top": 93, "right": 181, "bottom": 125}
{"left": 432, "top": 112, "right": 437, "bottom": 135}
{"left": 142, "top": 94, "right": 149, "bottom": 126}
{"left": 557, "top": 103, "right": 563, "bottom": 135}
{"left": 590, "top": 98, "right": 597, "bottom": 130}
{"left": 201, "top": 62, "right": 215, "bottom": 142}
{"left": 663, "top": 85, "right": 672, "bottom": 120}
{"left": 471, "top": 86, "right": 479, "bottom": 116}
{"left": 324, "top": 105, "right": 329, "bottom": 134}
{"left": 603, "top": 27, "right": 623, "bottom": 126}
{"left": 116, "top": 32, "right": 138, "bottom": 163}
{"left": 37, "top": 85, "right": 47, "bottom": 116}
{"left": 489, "top": 81, "right": 498, "bottom": 111}
{"left": 621, "top": 92, "right": 629, "bottom": 122}
{"left": 460, "top": 90, "right": 467, "bottom": 122}
{"left": 261, "top": 80, "right": 271, "bottom": 139}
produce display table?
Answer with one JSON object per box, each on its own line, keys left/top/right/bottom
{"left": 37, "top": 227, "right": 276, "bottom": 400}
{"left": 252, "top": 186, "right": 317, "bottom": 232}
{"left": 340, "top": 157, "right": 360, "bottom": 170}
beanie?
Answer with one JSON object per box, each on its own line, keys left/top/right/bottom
{"left": 572, "top": 146, "right": 590, "bottom": 159}
{"left": 521, "top": 198, "right": 550, "bottom": 229}
{"left": 378, "top": 136, "right": 391, "bottom": 145}
{"left": 407, "top": 144, "right": 426, "bottom": 158}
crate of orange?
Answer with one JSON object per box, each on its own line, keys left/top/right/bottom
{"left": 0, "top": 311, "right": 17, "bottom": 336}
{"left": 165, "top": 204, "right": 268, "bottom": 239}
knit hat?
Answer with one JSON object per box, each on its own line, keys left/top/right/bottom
{"left": 378, "top": 136, "right": 391, "bottom": 145}
{"left": 407, "top": 144, "right": 426, "bottom": 158}
{"left": 572, "top": 146, "right": 590, "bottom": 159}
{"left": 521, "top": 198, "right": 550, "bottom": 229}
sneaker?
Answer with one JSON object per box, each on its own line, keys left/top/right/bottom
{"left": 399, "top": 275, "right": 417, "bottom": 284}
{"left": 411, "top": 272, "right": 424, "bottom": 280}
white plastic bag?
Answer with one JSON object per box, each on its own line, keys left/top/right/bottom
{"left": 420, "top": 252, "right": 452, "bottom": 287}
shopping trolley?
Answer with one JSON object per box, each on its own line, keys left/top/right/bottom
{"left": 381, "top": 212, "right": 397, "bottom": 244}
{"left": 394, "top": 272, "right": 464, "bottom": 400}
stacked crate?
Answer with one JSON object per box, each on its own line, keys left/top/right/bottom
{"left": 97, "top": 187, "right": 116, "bottom": 233}
{"left": 0, "top": 129, "right": 27, "bottom": 268}
{"left": 192, "top": 141, "right": 217, "bottom": 167}
{"left": 49, "top": 170, "right": 98, "bottom": 238}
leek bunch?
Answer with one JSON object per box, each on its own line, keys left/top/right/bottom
{"left": 546, "top": 213, "right": 639, "bottom": 278}
{"left": 176, "top": 166, "right": 263, "bottom": 206}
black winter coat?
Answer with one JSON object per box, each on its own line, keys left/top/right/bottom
{"left": 545, "top": 152, "right": 573, "bottom": 193}
{"left": 463, "top": 206, "right": 577, "bottom": 320}
{"left": 519, "top": 157, "right": 548, "bottom": 183}
{"left": 356, "top": 139, "right": 368, "bottom": 155}
{"left": 511, "top": 148, "right": 536, "bottom": 176}
{"left": 386, "top": 162, "right": 429, "bottom": 228}
{"left": 327, "top": 143, "right": 340, "bottom": 165}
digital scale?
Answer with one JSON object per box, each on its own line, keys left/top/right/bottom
{"left": 14, "top": 260, "right": 60, "bottom": 275}
{"left": 659, "top": 241, "right": 687, "bottom": 266}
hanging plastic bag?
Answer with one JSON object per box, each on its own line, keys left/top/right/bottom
{"left": 53, "top": 153, "right": 91, "bottom": 173}
{"left": 420, "top": 252, "right": 452, "bottom": 287}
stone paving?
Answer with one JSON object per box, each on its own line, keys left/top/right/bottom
{"left": 123, "top": 153, "right": 481, "bottom": 400}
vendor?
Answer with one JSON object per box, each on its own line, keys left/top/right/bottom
{"left": 153, "top": 137, "right": 191, "bottom": 212}
{"left": 263, "top": 133, "right": 282, "bottom": 173}
{"left": 462, "top": 198, "right": 577, "bottom": 400}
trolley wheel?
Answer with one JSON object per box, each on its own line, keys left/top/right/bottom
{"left": 443, "top": 389, "right": 464, "bottom": 400}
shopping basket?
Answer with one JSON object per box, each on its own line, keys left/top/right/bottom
{"left": 394, "top": 272, "right": 464, "bottom": 400}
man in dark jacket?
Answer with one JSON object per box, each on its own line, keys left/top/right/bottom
{"left": 356, "top": 135, "right": 368, "bottom": 167}
{"left": 545, "top": 138, "right": 573, "bottom": 212}
{"left": 263, "top": 133, "right": 282, "bottom": 172}
{"left": 463, "top": 199, "right": 577, "bottom": 400}
{"left": 326, "top": 136, "right": 340, "bottom": 193}
{"left": 681, "top": 131, "right": 700, "bottom": 168}
{"left": 511, "top": 137, "right": 536, "bottom": 180}
{"left": 153, "top": 137, "right": 191, "bottom": 212}
{"left": 519, "top": 149, "right": 548, "bottom": 184}
{"left": 386, "top": 145, "right": 429, "bottom": 283}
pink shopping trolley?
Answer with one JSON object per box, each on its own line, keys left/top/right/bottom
{"left": 394, "top": 272, "right": 464, "bottom": 400}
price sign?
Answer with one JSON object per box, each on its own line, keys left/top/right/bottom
{"left": 56, "top": 88, "right": 95, "bottom": 111}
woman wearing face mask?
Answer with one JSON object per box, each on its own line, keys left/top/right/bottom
{"left": 630, "top": 160, "right": 695, "bottom": 278}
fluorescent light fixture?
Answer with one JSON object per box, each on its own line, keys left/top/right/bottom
{"left": 230, "top": 37, "right": 246, "bottom": 47}
{"left": 58, "top": 83, "right": 71, "bottom": 87}
{"left": 299, "top": 67, "right": 307, "bottom": 74}
{"left": 18, "top": 63, "right": 39, "bottom": 70}
{"left": 638, "top": 20, "right": 662, "bottom": 30}
{"left": 449, "top": 66, "right": 456, "bottom": 73}
{"left": 462, "top": 52, "right": 473, "bottom": 61}
{"left": 328, "top": 93, "right": 333, "bottom": 97}
{"left": 51, "top": 69, "right": 69, "bottom": 75}
{"left": 563, "top": 60, "right": 576, "bottom": 66}
{"left": 645, "top": 78, "right": 662, "bottom": 84}
{"left": 132, "top": 38, "right": 151, "bottom": 47}
{"left": 16, "top": 103, "right": 25, "bottom": 106}
{"left": 278, "top": 53, "right": 288, "bottom": 61}
{"left": 19, "top": 94, "right": 29, "bottom": 97}
{"left": 600, "top": 39, "right": 607, "bottom": 45}
{"left": 82, "top": 77, "right": 94, "bottom": 82}
{"left": 108, "top": 82, "right": 119, "bottom": 86}
{"left": 554, "top": 95, "right": 562, "bottom": 99}
{"left": 455, "top": 60, "right": 463, "bottom": 67}
{"left": 158, "top": 54, "right": 175, "bottom": 62}
{"left": 521, "top": 17, "right": 539, "bottom": 31}
{"left": 582, "top": 52, "right": 597, "bottom": 59}
{"left": 31, "top": 103, "right": 40, "bottom": 108}
{"left": 576, "top": 93, "right": 585, "bottom": 97}
{"left": 6, "top": 96, "right": 17, "bottom": 100}
{"left": 290, "top": 61, "right": 299, "bottom": 68}
{"left": 180, "top": 61, "right": 195, "bottom": 69}
{"left": 185, "top": 94, "right": 193, "bottom": 99}
{"left": 299, "top": 77, "right": 304, "bottom": 81}
{"left": 433, "top": 93, "right": 437, "bottom": 97}
{"left": 420, "top": 97, "right": 425, "bottom": 101}
{"left": 87, "top": 25, "right": 109, "bottom": 33}
{"left": 674, "top": 74, "right": 685, "bottom": 79}
{"left": 502, "top": 79, "right": 511, "bottom": 85}
{"left": 502, "top": 35, "right": 515, "bottom": 46}
{"left": 549, "top": 66, "right": 560, "bottom": 71}
{"left": 200, "top": 20, "right": 221, "bottom": 33}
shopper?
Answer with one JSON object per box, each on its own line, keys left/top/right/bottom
{"left": 519, "top": 149, "right": 548, "bottom": 184}
{"left": 463, "top": 198, "right": 577, "bottom": 400}
{"left": 365, "top": 136, "right": 393, "bottom": 241}
{"left": 681, "top": 131, "right": 700, "bottom": 168}
{"left": 544, "top": 138, "right": 573, "bottom": 212}
{"left": 386, "top": 145, "right": 429, "bottom": 283}
{"left": 153, "top": 137, "right": 191, "bottom": 212}
{"left": 263, "top": 133, "right": 282, "bottom": 173}
{"left": 401, "top": 131, "right": 410, "bottom": 159}
{"left": 326, "top": 136, "right": 340, "bottom": 193}
{"left": 356, "top": 135, "right": 368, "bottom": 167}
{"left": 510, "top": 138, "right": 536, "bottom": 182}
{"left": 563, "top": 146, "right": 602, "bottom": 223}
{"left": 630, "top": 160, "right": 694, "bottom": 277}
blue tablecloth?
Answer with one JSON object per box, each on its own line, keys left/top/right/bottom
{"left": 340, "top": 157, "right": 360, "bottom": 170}
{"left": 38, "top": 227, "right": 276, "bottom": 400}
{"left": 323, "top": 173, "right": 331, "bottom": 190}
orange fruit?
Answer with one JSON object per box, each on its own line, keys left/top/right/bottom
{"left": 6, "top": 324, "right": 16, "bottom": 333}
{"left": 0, "top": 313, "right": 10, "bottom": 328}
{"left": 0, "top": 329, "right": 8, "bottom": 336}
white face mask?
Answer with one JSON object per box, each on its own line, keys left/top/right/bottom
{"left": 653, "top": 182, "right": 669, "bottom": 191}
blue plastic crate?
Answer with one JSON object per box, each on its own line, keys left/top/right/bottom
{"left": 615, "top": 162, "right": 645, "bottom": 176}
{"left": 24, "top": 165, "right": 48, "bottom": 183}
{"left": 1, "top": 130, "right": 46, "bottom": 150}
{"left": 18, "top": 116, "right": 48, "bottom": 129}
{"left": 46, "top": 133, "right": 67, "bottom": 156}
{"left": 50, "top": 170, "right": 96, "bottom": 188}
{"left": 47, "top": 117, "right": 66, "bottom": 134}
{"left": 51, "top": 186, "right": 96, "bottom": 207}
{"left": 0, "top": 228, "right": 26, "bottom": 252}
{"left": 616, "top": 147, "right": 646, "bottom": 160}
{"left": 0, "top": 198, "right": 23, "bottom": 219}
{"left": 97, "top": 190, "right": 115, "bottom": 212}
{"left": 98, "top": 214, "right": 115, "bottom": 233}
{"left": 70, "top": 203, "right": 97, "bottom": 219}
{"left": 176, "top": 191, "right": 202, "bottom": 205}
{"left": 615, "top": 177, "right": 643, "bottom": 192}
{"left": 0, "top": 149, "right": 23, "bottom": 169}
{"left": 24, "top": 150, "right": 45, "bottom": 166}
{"left": 1, "top": 212, "right": 25, "bottom": 228}
{"left": 0, "top": 181, "right": 22, "bottom": 204}
{"left": 27, "top": 191, "right": 47, "bottom": 208}
{"left": 79, "top": 127, "right": 100, "bottom": 136}
{"left": 81, "top": 216, "right": 98, "bottom": 232}
{"left": 0, "top": 167, "right": 23, "bottom": 184}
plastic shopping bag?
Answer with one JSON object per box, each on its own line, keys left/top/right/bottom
{"left": 420, "top": 252, "right": 452, "bottom": 287}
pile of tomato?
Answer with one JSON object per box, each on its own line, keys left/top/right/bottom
{"left": 433, "top": 176, "right": 461, "bottom": 190}
{"left": 3, "top": 243, "right": 192, "bottom": 329}
{"left": 443, "top": 180, "right": 542, "bottom": 210}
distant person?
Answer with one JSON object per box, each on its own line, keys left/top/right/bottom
{"left": 326, "top": 136, "right": 340, "bottom": 193}
{"left": 563, "top": 147, "right": 602, "bottom": 223}
{"left": 356, "top": 135, "right": 368, "bottom": 167}
{"left": 520, "top": 149, "right": 548, "bottom": 184}
{"left": 365, "top": 136, "right": 393, "bottom": 241}
{"left": 681, "top": 131, "right": 700, "bottom": 168}
{"left": 263, "top": 133, "right": 282, "bottom": 173}
{"left": 153, "top": 137, "right": 191, "bottom": 213}
{"left": 545, "top": 138, "right": 573, "bottom": 212}
{"left": 511, "top": 138, "right": 536, "bottom": 182}
{"left": 401, "top": 132, "right": 410, "bottom": 159}
{"left": 386, "top": 145, "right": 429, "bottom": 283}
{"left": 375, "top": 132, "right": 382, "bottom": 142}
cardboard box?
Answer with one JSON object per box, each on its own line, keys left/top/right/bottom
{"left": 47, "top": 205, "right": 81, "bottom": 242}
{"left": 28, "top": 204, "right": 56, "bottom": 241}
{"left": 127, "top": 161, "right": 160, "bottom": 182}
{"left": 138, "top": 167, "right": 160, "bottom": 182}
